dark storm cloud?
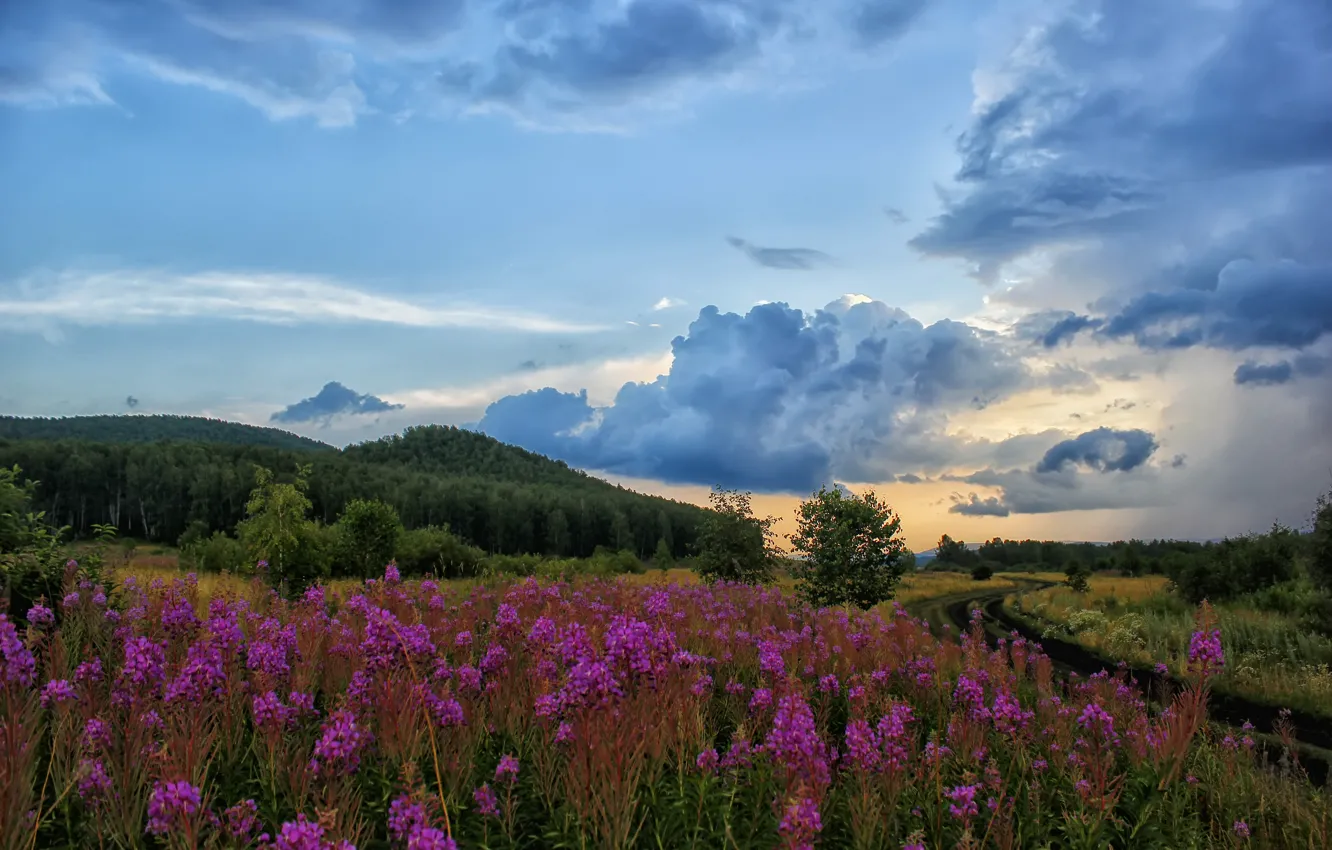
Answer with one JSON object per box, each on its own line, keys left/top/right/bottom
{"left": 1234, "top": 355, "right": 1329, "bottom": 387}
{"left": 852, "top": 0, "right": 930, "bottom": 47}
{"left": 478, "top": 297, "right": 1038, "bottom": 492}
{"left": 726, "top": 237, "right": 834, "bottom": 271}
{"left": 271, "top": 381, "right": 403, "bottom": 424}
{"left": 1035, "top": 427, "right": 1158, "bottom": 474}
{"left": 949, "top": 493, "right": 1009, "bottom": 517}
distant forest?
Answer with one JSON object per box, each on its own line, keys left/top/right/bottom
{"left": 0, "top": 417, "right": 707, "bottom": 559}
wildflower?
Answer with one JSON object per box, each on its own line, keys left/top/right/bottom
{"left": 1234, "top": 820, "right": 1251, "bottom": 839}
{"left": 474, "top": 783, "right": 500, "bottom": 817}
{"left": 26, "top": 602, "right": 55, "bottom": 627}
{"left": 384, "top": 563, "right": 402, "bottom": 584}
{"left": 40, "top": 678, "right": 76, "bottom": 708}
{"left": 495, "top": 754, "right": 520, "bottom": 784}
{"left": 146, "top": 779, "right": 202, "bottom": 836}
{"left": 78, "top": 759, "right": 111, "bottom": 805}
{"left": 63, "top": 591, "right": 81, "bottom": 609}
{"left": 221, "top": 800, "right": 260, "bottom": 841}
{"left": 269, "top": 814, "right": 327, "bottom": 850}
{"left": 454, "top": 631, "right": 473, "bottom": 648}
{"left": 1187, "top": 628, "right": 1224, "bottom": 678}
{"left": 778, "top": 795, "right": 822, "bottom": 850}
{"left": 84, "top": 717, "right": 112, "bottom": 750}
{"left": 697, "top": 748, "right": 720, "bottom": 774}
{"left": 388, "top": 796, "right": 428, "bottom": 840}
{"left": 947, "top": 784, "right": 980, "bottom": 822}
{"left": 310, "top": 709, "right": 367, "bottom": 775}
{"left": 1, "top": 614, "right": 37, "bottom": 687}
{"left": 407, "top": 827, "right": 456, "bottom": 849}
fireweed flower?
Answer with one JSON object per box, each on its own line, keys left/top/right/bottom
{"left": 78, "top": 759, "right": 112, "bottom": 805}
{"left": 474, "top": 783, "right": 500, "bottom": 817}
{"left": 122, "top": 636, "right": 167, "bottom": 689}
{"left": 75, "top": 657, "right": 104, "bottom": 683}
{"left": 384, "top": 563, "right": 402, "bottom": 584}
{"left": 697, "top": 748, "right": 720, "bottom": 774}
{"left": 388, "top": 795, "right": 429, "bottom": 840}
{"left": 310, "top": 709, "right": 367, "bottom": 775}
{"left": 1234, "top": 820, "right": 1251, "bottom": 839}
{"left": 26, "top": 602, "right": 55, "bottom": 627}
{"left": 221, "top": 800, "right": 260, "bottom": 841}
{"left": 778, "top": 795, "right": 822, "bottom": 850}
{"left": 63, "top": 591, "right": 82, "bottom": 610}
{"left": 495, "top": 754, "right": 520, "bottom": 784}
{"left": 146, "top": 779, "right": 202, "bottom": 836}
{"left": 84, "top": 717, "right": 113, "bottom": 750}
{"left": 1188, "top": 629, "right": 1225, "bottom": 678}
{"left": 407, "top": 827, "right": 456, "bottom": 849}
{"left": 765, "top": 694, "right": 831, "bottom": 793}
{"left": 1, "top": 613, "right": 37, "bottom": 687}
{"left": 947, "top": 784, "right": 980, "bottom": 822}
{"left": 40, "top": 678, "right": 76, "bottom": 708}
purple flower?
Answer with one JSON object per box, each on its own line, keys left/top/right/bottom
{"left": 406, "top": 827, "right": 456, "bottom": 850}
{"left": 764, "top": 694, "right": 831, "bottom": 792}
{"left": 495, "top": 754, "right": 520, "bottom": 784}
{"left": 146, "top": 779, "right": 202, "bottom": 836}
{"left": 1234, "top": 820, "right": 1251, "bottom": 839}
{"left": 696, "top": 748, "right": 720, "bottom": 774}
{"left": 84, "top": 717, "right": 112, "bottom": 750}
{"left": 778, "top": 795, "right": 822, "bottom": 849}
{"left": 221, "top": 800, "right": 260, "bottom": 841}
{"left": 270, "top": 814, "right": 326, "bottom": 850}
{"left": 310, "top": 709, "right": 367, "bottom": 775}
{"left": 62, "top": 591, "right": 81, "bottom": 610}
{"left": 384, "top": 563, "right": 402, "bottom": 584}
{"left": 77, "top": 759, "right": 111, "bottom": 805}
{"left": 0, "top": 614, "right": 37, "bottom": 687}
{"left": 1187, "top": 629, "right": 1224, "bottom": 678}
{"left": 121, "top": 636, "right": 166, "bottom": 690}
{"left": 40, "top": 679, "right": 76, "bottom": 708}
{"left": 26, "top": 602, "right": 55, "bottom": 627}
{"left": 473, "top": 783, "right": 500, "bottom": 817}
{"left": 389, "top": 796, "right": 428, "bottom": 841}
{"left": 947, "top": 784, "right": 980, "bottom": 822}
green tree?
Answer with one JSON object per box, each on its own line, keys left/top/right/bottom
{"left": 1065, "top": 559, "right": 1092, "bottom": 593}
{"left": 788, "top": 486, "right": 910, "bottom": 609}
{"left": 971, "top": 563, "right": 994, "bottom": 581}
{"left": 694, "top": 487, "right": 777, "bottom": 584}
{"left": 546, "top": 508, "right": 571, "bottom": 556}
{"left": 0, "top": 465, "right": 69, "bottom": 617}
{"left": 652, "top": 537, "right": 674, "bottom": 571}
{"left": 236, "top": 464, "right": 326, "bottom": 590}
{"left": 935, "top": 534, "right": 976, "bottom": 569}
{"left": 1310, "top": 488, "right": 1332, "bottom": 592}
{"left": 336, "top": 498, "right": 403, "bottom": 578}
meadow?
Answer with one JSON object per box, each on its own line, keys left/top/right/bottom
{"left": 1005, "top": 576, "right": 1332, "bottom": 720}
{"left": 4, "top": 559, "right": 1329, "bottom": 850}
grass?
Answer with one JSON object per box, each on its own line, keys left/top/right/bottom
{"left": 1007, "top": 575, "right": 1332, "bottom": 719}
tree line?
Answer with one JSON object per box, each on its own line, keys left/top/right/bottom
{"left": 0, "top": 432, "right": 707, "bottom": 561}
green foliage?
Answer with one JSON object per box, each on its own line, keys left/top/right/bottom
{"left": 181, "top": 530, "right": 248, "bottom": 573}
{"left": 1065, "top": 559, "right": 1092, "bottom": 593}
{"left": 653, "top": 536, "right": 674, "bottom": 571}
{"left": 934, "top": 534, "right": 977, "bottom": 569}
{"left": 0, "top": 413, "right": 333, "bottom": 450}
{"left": 788, "top": 486, "right": 910, "bottom": 609}
{"left": 394, "top": 525, "right": 486, "bottom": 578}
{"left": 971, "top": 562, "right": 994, "bottom": 581}
{"left": 0, "top": 464, "right": 71, "bottom": 615}
{"left": 1310, "top": 487, "right": 1332, "bottom": 592}
{"left": 1168, "top": 523, "right": 1301, "bottom": 604}
{"left": 0, "top": 425, "right": 708, "bottom": 563}
{"left": 236, "top": 464, "right": 329, "bottom": 591}
{"left": 693, "top": 487, "right": 778, "bottom": 585}
{"left": 335, "top": 498, "right": 403, "bottom": 579}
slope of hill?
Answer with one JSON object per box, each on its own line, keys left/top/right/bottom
{"left": 0, "top": 414, "right": 710, "bottom": 560}
{"left": 0, "top": 414, "right": 333, "bottom": 452}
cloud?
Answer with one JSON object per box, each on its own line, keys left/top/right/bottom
{"left": 726, "top": 236, "right": 834, "bottom": 271}
{"left": 652, "top": 297, "right": 686, "bottom": 311}
{"left": 1, "top": 0, "right": 936, "bottom": 129}
{"left": 1234, "top": 354, "right": 1329, "bottom": 387}
{"left": 477, "top": 297, "right": 1056, "bottom": 493}
{"left": 1035, "top": 427, "right": 1157, "bottom": 474}
{"left": 0, "top": 267, "right": 607, "bottom": 333}
{"left": 949, "top": 492, "right": 1009, "bottom": 517}
{"left": 883, "top": 206, "right": 910, "bottom": 225}
{"left": 271, "top": 381, "right": 403, "bottom": 424}
{"left": 125, "top": 395, "right": 140, "bottom": 409}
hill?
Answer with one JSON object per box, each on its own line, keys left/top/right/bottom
{"left": 0, "top": 414, "right": 710, "bottom": 561}
{"left": 0, "top": 414, "right": 333, "bottom": 452}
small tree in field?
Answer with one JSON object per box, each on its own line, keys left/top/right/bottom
{"left": 237, "top": 464, "right": 328, "bottom": 590}
{"left": 694, "top": 487, "right": 778, "bottom": 584}
{"left": 652, "top": 537, "right": 674, "bottom": 572}
{"left": 337, "top": 498, "right": 404, "bottom": 579}
{"left": 1064, "top": 559, "right": 1092, "bottom": 593}
{"left": 788, "top": 486, "right": 910, "bottom": 609}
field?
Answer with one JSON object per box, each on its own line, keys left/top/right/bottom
{"left": 1006, "top": 576, "right": 1332, "bottom": 719}
{"left": 4, "top": 561, "right": 1329, "bottom": 850}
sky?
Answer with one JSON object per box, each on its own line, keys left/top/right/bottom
{"left": 2, "top": 0, "right": 1330, "bottom": 550}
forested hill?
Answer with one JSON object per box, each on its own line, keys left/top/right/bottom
{"left": 0, "top": 417, "right": 710, "bottom": 560}
{"left": 0, "top": 414, "right": 333, "bottom": 452}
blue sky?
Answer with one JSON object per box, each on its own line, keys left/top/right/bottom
{"left": 2, "top": 0, "right": 1330, "bottom": 547}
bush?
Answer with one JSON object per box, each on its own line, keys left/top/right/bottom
{"left": 395, "top": 526, "right": 486, "bottom": 578}
{"left": 335, "top": 498, "right": 403, "bottom": 579}
{"left": 694, "top": 487, "right": 779, "bottom": 584}
{"left": 181, "top": 531, "right": 247, "bottom": 574}
{"left": 971, "top": 563, "right": 994, "bottom": 581}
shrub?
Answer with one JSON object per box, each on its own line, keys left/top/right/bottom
{"left": 395, "top": 525, "right": 486, "bottom": 578}
{"left": 970, "top": 563, "right": 994, "bottom": 581}
{"left": 335, "top": 498, "right": 403, "bottom": 579}
{"left": 694, "top": 487, "right": 779, "bottom": 585}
